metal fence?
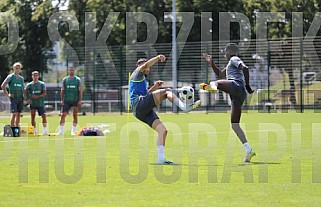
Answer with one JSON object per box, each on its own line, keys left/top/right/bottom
{"left": 3, "top": 37, "right": 320, "bottom": 115}
{"left": 52, "top": 37, "right": 321, "bottom": 113}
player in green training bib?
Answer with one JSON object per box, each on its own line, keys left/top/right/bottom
{"left": 1, "top": 62, "right": 25, "bottom": 127}
{"left": 25, "top": 71, "right": 48, "bottom": 135}
{"left": 57, "top": 66, "right": 82, "bottom": 136}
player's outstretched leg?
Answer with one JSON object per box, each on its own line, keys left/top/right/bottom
{"left": 152, "top": 89, "right": 201, "bottom": 112}
{"left": 183, "top": 100, "right": 201, "bottom": 113}
{"left": 166, "top": 89, "right": 201, "bottom": 112}
{"left": 191, "top": 100, "right": 201, "bottom": 110}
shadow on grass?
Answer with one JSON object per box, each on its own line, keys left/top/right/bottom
{"left": 237, "top": 161, "right": 281, "bottom": 166}
{"left": 149, "top": 162, "right": 279, "bottom": 167}
{"left": 149, "top": 163, "right": 221, "bottom": 167}
{"left": 149, "top": 163, "right": 181, "bottom": 166}
{"left": 181, "top": 163, "right": 221, "bottom": 167}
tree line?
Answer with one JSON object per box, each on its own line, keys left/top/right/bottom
{"left": 0, "top": 0, "right": 320, "bottom": 83}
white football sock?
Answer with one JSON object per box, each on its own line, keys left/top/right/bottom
{"left": 72, "top": 125, "right": 77, "bottom": 132}
{"left": 173, "top": 98, "right": 188, "bottom": 112}
{"left": 157, "top": 145, "right": 165, "bottom": 161}
{"left": 244, "top": 142, "right": 252, "bottom": 153}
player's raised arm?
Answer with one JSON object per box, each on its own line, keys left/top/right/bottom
{"left": 202, "top": 53, "right": 226, "bottom": 79}
{"left": 140, "top": 55, "right": 166, "bottom": 72}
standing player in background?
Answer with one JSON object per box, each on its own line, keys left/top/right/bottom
{"left": 1, "top": 62, "right": 25, "bottom": 127}
{"left": 200, "top": 43, "right": 256, "bottom": 162}
{"left": 57, "top": 66, "right": 82, "bottom": 136}
{"left": 129, "top": 55, "right": 201, "bottom": 164}
{"left": 25, "top": 71, "right": 48, "bottom": 135}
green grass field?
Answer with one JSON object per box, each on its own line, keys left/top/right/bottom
{"left": 0, "top": 112, "right": 321, "bottom": 206}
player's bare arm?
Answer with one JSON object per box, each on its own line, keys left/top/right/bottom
{"left": 60, "top": 87, "right": 65, "bottom": 105}
{"left": 41, "top": 90, "right": 47, "bottom": 98}
{"left": 1, "top": 82, "right": 11, "bottom": 98}
{"left": 23, "top": 86, "right": 30, "bottom": 103}
{"left": 140, "top": 55, "right": 166, "bottom": 72}
{"left": 33, "top": 91, "right": 46, "bottom": 99}
{"left": 240, "top": 64, "right": 254, "bottom": 94}
{"left": 148, "top": 80, "right": 164, "bottom": 93}
{"left": 203, "top": 53, "right": 226, "bottom": 79}
{"left": 219, "top": 68, "right": 227, "bottom": 79}
{"left": 77, "top": 85, "right": 82, "bottom": 107}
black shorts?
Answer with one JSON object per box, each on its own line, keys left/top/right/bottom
{"left": 10, "top": 98, "right": 23, "bottom": 113}
{"left": 133, "top": 94, "right": 159, "bottom": 127}
{"left": 61, "top": 101, "right": 78, "bottom": 113}
{"left": 228, "top": 80, "right": 247, "bottom": 107}
{"left": 30, "top": 106, "right": 46, "bottom": 116}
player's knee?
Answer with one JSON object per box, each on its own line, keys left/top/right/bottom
{"left": 165, "top": 88, "right": 172, "bottom": 93}
{"left": 156, "top": 125, "right": 167, "bottom": 136}
{"left": 231, "top": 123, "right": 240, "bottom": 131}
{"left": 158, "top": 128, "right": 167, "bottom": 138}
{"left": 165, "top": 88, "right": 173, "bottom": 96}
{"left": 163, "top": 128, "right": 168, "bottom": 137}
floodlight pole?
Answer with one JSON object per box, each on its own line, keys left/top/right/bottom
{"left": 172, "top": 0, "right": 178, "bottom": 113}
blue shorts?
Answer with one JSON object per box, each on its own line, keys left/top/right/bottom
{"left": 30, "top": 106, "right": 46, "bottom": 116}
{"left": 61, "top": 101, "right": 78, "bottom": 113}
{"left": 10, "top": 98, "right": 23, "bottom": 113}
{"left": 132, "top": 94, "right": 159, "bottom": 127}
{"left": 228, "top": 80, "right": 247, "bottom": 107}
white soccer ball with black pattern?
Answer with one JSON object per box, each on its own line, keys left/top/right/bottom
{"left": 179, "top": 86, "right": 194, "bottom": 103}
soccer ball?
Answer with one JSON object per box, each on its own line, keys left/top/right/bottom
{"left": 179, "top": 86, "right": 194, "bottom": 103}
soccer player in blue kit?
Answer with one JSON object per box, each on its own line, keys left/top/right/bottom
{"left": 129, "top": 54, "right": 201, "bottom": 164}
{"left": 200, "top": 43, "right": 256, "bottom": 162}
